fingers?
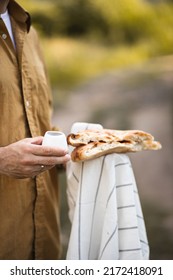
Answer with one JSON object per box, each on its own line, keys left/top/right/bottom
{"left": 22, "top": 136, "right": 44, "bottom": 145}
{"left": 18, "top": 137, "right": 69, "bottom": 157}
{"left": 1, "top": 137, "right": 71, "bottom": 179}
{"left": 30, "top": 136, "right": 44, "bottom": 145}
{"left": 25, "top": 138, "right": 71, "bottom": 167}
{"left": 34, "top": 153, "right": 71, "bottom": 167}
{"left": 37, "top": 164, "right": 55, "bottom": 173}
{"left": 28, "top": 140, "right": 68, "bottom": 157}
{"left": 12, "top": 137, "right": 71, "bottom": 170}
{"left": 21, "top": 137, "right": 71, "bottom": 167}
{"left": 33, "top": 145, "right": 68, "bottom": 157}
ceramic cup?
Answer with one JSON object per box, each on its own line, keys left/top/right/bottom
{"left": 42, "top": 131, "right": 68, "bottom": 150}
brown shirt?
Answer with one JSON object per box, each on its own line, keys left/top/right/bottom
{"left": 0, "top": 1, "right": 61, "bottom": 259}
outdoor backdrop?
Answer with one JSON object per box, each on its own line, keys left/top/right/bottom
{"left": 18, "top": 0, "right": 173, "bottom": 260}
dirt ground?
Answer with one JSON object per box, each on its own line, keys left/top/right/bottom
{"left": 52, "top": 55, "right": 173, "bottom": 259}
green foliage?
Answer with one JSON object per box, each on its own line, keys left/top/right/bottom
{"left": 19, "top": 0, "right": 173, "bottom": 49}
{"left": 17, "top": 0, "right": 173, "bottom": 89}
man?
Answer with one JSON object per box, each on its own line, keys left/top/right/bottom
{"left": 0, "top": 0, "right": 70, "bottom": 259}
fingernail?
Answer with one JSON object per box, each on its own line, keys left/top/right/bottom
{"left": 65, "top": 154, "right": 71, "bottom": 160}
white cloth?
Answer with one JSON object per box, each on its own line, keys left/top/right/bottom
{"left": 1, "top": 10, "right": 16, "bottom": 48}
{"left": 66, "top": 122, "right": 149, "bottom": 260}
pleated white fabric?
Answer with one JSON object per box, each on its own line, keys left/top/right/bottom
{"left": 66, "top": 122, "right": 149, "bottom": 260}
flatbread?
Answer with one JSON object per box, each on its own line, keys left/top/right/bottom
{"left": 67, "top": 129, "right": 162, "bottom": 162}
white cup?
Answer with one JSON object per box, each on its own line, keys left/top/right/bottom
{"left": 42, "top": 131, "right": 68, "bottom": 150}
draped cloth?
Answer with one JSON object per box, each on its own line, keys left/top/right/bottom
{"left": 66, "top": 123, "right": 149, "bottom": 260}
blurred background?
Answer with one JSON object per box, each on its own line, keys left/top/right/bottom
{"left": 18, "top": 0, "right": 173, "bottom": 259}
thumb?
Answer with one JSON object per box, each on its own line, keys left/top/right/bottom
{"left": 30, "top": 136, "right": 44, "bottom": 145}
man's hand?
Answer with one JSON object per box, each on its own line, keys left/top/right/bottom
{"left": 0, "top": 137, "right": 71, "bottom": 179}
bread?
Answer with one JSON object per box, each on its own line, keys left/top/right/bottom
{"left": 67, "top": 129, "right": 162, "bottom": 162}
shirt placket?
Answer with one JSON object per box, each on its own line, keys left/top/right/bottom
{"left": 10, "top": 20, "right": 46, "bottom": 259}
{"left": 11, "top": 19, "right": 38, "bottom": 138}
{"left": 0, "top": 17, "right": 16, "bottom": 58}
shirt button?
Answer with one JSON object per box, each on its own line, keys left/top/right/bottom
{"left": 26, "top": 100, "right": 30, "bottom": 107}
{"left": 2, "top": 33, "right": 7, "bottom": 40}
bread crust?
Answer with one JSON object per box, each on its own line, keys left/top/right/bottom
{"left": 67, "top": 129, "right": 154, "bottom": 146}
{"left": 71, "top": 140, "right": 162, "bottom": 162}
{"left": 67, "top": 128, "right": 162, "bottom": 162}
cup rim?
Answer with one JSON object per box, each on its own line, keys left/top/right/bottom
{"left": 45, "top": 131, "right": 65, "bottom": 136}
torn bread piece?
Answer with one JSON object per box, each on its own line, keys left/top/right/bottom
{"left": 70, "top": 140, "right": 161, "bottom": 162}
{"left": 67, "top": 128, "right": 162, "bottom": 162}
{"left": 67, "top": 129, "right": 154, "bottom": 146}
